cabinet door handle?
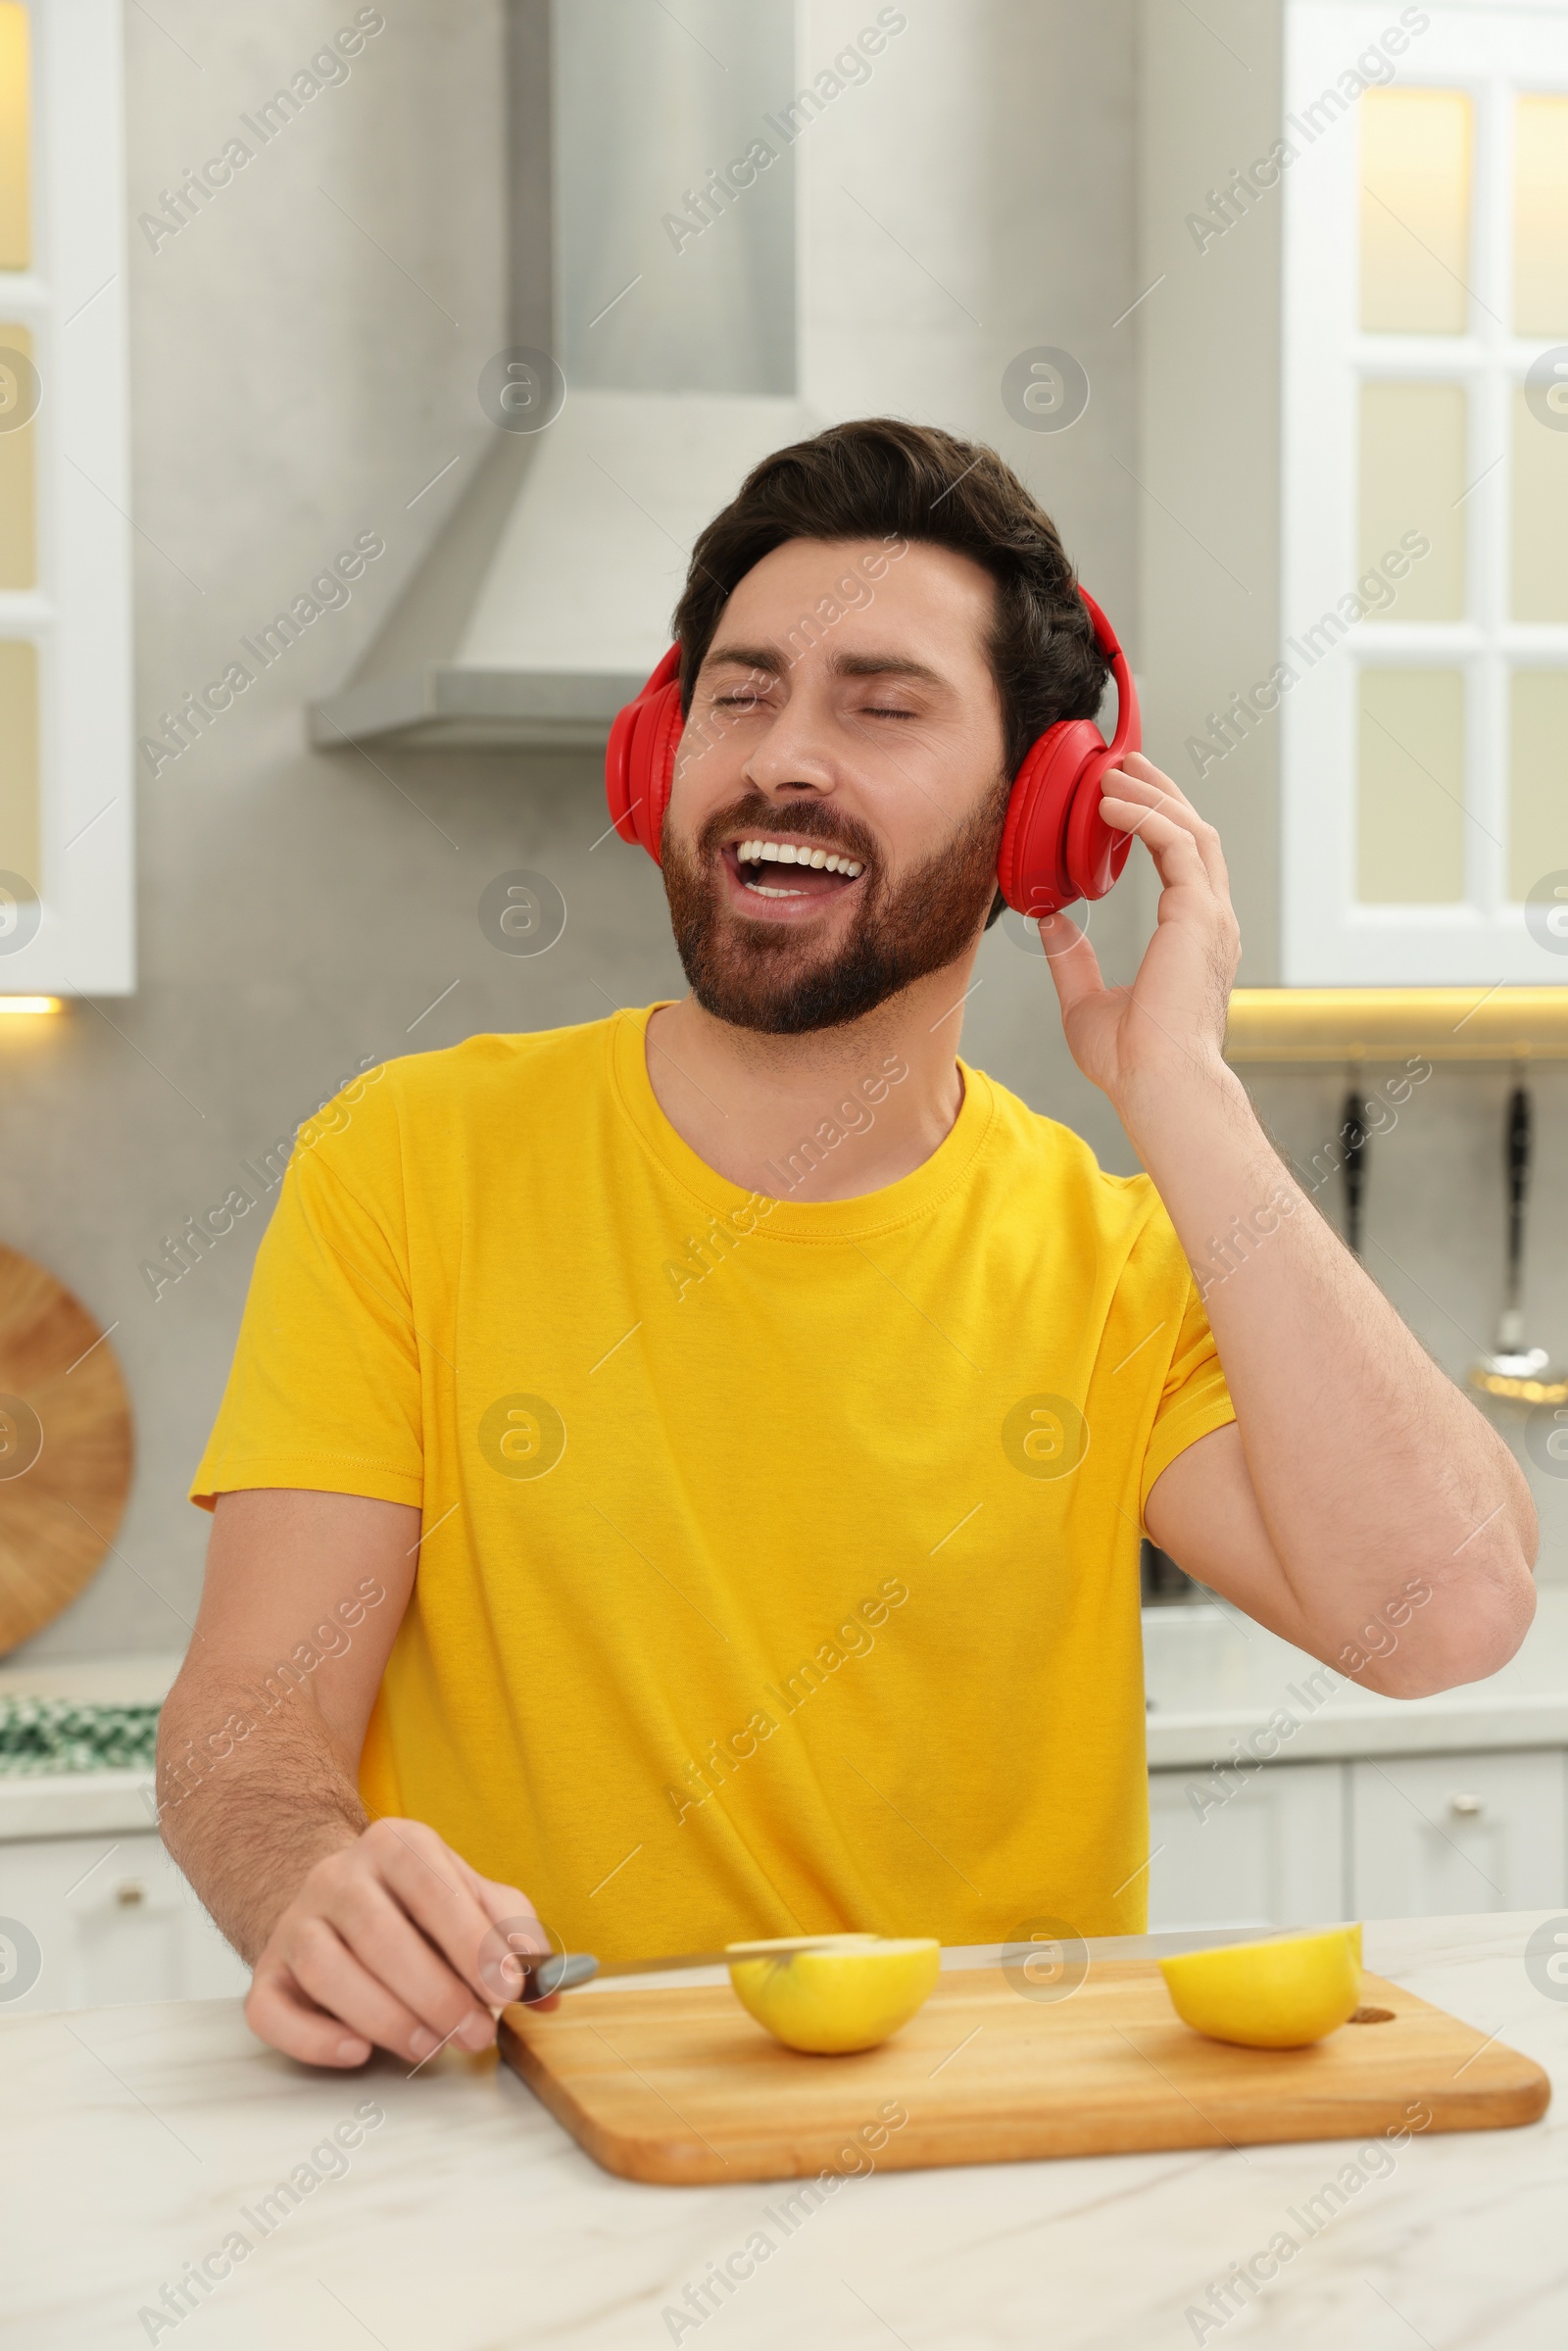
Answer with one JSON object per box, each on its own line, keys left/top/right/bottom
{"left": 1448, "top": 1793, "right": 1485, "bottom": 1818}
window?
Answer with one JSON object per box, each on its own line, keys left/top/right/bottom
{"left": 1282, "top": 1, "right": 1568, "bottom": 983}
{"left": 0, "top": 0, "right": 133, "bottom": 995}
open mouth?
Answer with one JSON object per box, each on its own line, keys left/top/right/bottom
{"left": 725, "top": 836, "right": 867, "bottom": 906}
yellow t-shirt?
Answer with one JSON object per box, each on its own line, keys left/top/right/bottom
{"left": 192, "top": 1006, "right": 1234, "bottom": 1958}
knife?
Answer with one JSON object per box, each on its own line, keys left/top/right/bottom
{"left": 511, "top": 1935, "right": 865, "bottom": 2005}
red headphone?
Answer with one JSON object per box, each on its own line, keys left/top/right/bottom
{"left": 605, "top": 587, "right": 1138, "bottom": 918}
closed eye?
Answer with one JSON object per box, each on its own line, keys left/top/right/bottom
{"left": 709, "top": 694, "right": 918, "bottom": 718}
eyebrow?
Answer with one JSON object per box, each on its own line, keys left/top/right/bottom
{"left": 706, "top": 642, "right": 950, "bottom": 691}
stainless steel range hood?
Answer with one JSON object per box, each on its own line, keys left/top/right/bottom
{"left": 312, "top": 0, "right": 817, "bottom": 754}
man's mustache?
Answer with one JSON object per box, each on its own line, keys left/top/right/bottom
{"left": 696, "top": 797, "right": 879, "bottom": 869}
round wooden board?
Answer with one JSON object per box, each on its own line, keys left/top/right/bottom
{"left": 0, "top": 1244, "right": 134, "bottom": 1654}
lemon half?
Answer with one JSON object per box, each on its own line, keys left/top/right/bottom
{"left": 1158, "top": 1925, "right": 1362, "bottom": 2049}
{"left": 727, "top": 1935, "right": 941, "bottom": 2053}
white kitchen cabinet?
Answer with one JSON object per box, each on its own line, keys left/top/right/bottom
{"left": 1147, "top": 1761, "right": 1346, "bottom": 1933}
{"left": 0, "top": 0, "right": 137, "bottom": 994}
{"left": 1348, "top": 1750, "right": 1568, "bottom": 1919}
{"left": 0, "top": 1831, "right": 249, "bottom": 2012}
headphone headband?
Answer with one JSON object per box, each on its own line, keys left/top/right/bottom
{"left": 1077, "top": 588, "right": 1137, "bottom": 763}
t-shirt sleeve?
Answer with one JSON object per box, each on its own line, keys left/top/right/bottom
{"left": 189, "top": 1066, "right": 424, "bottom": 1512}
{"left": 1140, "top": 1269, "right": 1237, "bottom": 1529}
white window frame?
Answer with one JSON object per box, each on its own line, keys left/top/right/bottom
{"left": 1282, "top": 0, "right": 1568, "bottom": 985}
{"left": 0, "top": 0, "right": 134, "bottom": 995}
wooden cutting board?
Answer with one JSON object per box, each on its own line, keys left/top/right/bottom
{"left": 498, "top": 1961, "right": 1549, "bottom": 2184}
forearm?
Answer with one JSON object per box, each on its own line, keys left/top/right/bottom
{"left": 160, "top": 1493, "right": 542, "bottom": 2068}
{"left": 157, "top": 1666, "right": 367, "bottom": 1963}
{"left": 1121, "top": 1052, "right": 1538, "bottom": 1679}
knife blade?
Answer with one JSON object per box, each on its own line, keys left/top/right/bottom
{"left": 512, "top": 1935, "right": 867, "bottom": 2004}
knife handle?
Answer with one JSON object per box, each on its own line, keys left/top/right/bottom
{"left": 516, "top": 1951, "right": 600, "bottom": 2003}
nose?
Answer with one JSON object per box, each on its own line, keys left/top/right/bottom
{"left": 741, "top": 696, "right": 838, "bottom": 801}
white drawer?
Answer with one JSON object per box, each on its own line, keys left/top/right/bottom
{"left": 1348, "top": 1749, "right": 1568, "bottom": 1917}
{"left": 1147, "top": 1760, "right": 1346, "bottom": 1931}
{"left": 0, "top": 1830, "right": 249, "bottom": 2011}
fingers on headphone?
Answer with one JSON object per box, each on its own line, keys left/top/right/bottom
{"left": 1133, "top": 781, "right": 1228, "bottom": 896}
{"left": 1102, "top": 758, "right": 1179, "bottom": 811}
{"left": 1102, "top": 768, "right": 1228, "bottom": 892}
{"left": 1142, "top": 766, "right": 1214, "bottom": 848}
{"left": 1113, "top": 762, "right": 1228, "bottom": 878}
{"left": 1100, "top": 793, "right": 1210, "bottom": 884}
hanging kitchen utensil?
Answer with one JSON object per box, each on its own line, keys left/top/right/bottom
{"left": 0, "top": 1243, "right": 133, "bottom": 1653}
{"left": 1340, "top": 1072, "right": 1369, "bottom": 1257}
{"left": 1471, "top": 1075, "right": 1568, "bottom": 1405}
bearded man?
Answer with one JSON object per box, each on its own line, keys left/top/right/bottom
{"left": 160, "top": 417, "right": 1535, "bottom": 2070}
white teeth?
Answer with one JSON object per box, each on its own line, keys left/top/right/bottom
{"left": 746, "top": 881, "right": 805, "bottom": 898}
{"left": 733, "top": 839, "right": 865, "bottom": 877}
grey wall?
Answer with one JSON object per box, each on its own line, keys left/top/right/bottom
{"left": 4, "top": 0, "right": 514, "bottom": 1654}
{"left": 1136, "top": 0, "right": 1285, "bottom": 985}
{"left": 2, "top": 0, "right": 1562, "bottom": 1663}
{"left": 1244, "top": 1062, "right": 1568, "bottom": 1583}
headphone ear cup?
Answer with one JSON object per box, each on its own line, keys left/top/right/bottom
{"left": 606, "top": 700, "right": 644, "bottom": 848}
{"left": 606, "top": 651, "right": 683, "bottom": 861}
{"left": 636, "top": 683, "right": 684, "bottom": 863}
{"left": 996, "top": 588, "right": 1140, "bottom": 920}
{"left": 997, "top": 719, "right": 1105, "bottom": 916}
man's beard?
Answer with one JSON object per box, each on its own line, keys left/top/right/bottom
{"left": 661, "top": 779, "right": 1009, "bottom": 1037}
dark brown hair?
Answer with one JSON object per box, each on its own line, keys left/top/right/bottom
{"left": 671, "top": 416, "right": 1110, "bottom": 776}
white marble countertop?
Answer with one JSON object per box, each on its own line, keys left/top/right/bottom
{"left": 1145, "top": 1587, "right": 1568, "bottom": 1767}
{"left": 5, "top": 1912, "right": 1566, "bottom": 2350}
{"left": 0, "top": 1767, "right": 159, "bottom": 1839}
